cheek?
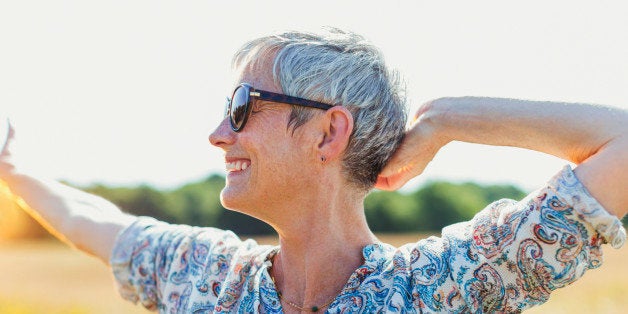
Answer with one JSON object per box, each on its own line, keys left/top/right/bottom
{"left": 243, "top": 113, "right": 313, "bottom": 181}
{"left": 252, "top": 144, "right": 309, "bottom": 194}
{"left": 257, "top": 147, "right": 296, "bottom": 181}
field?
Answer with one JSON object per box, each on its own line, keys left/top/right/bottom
{"left": 0, "top": 235, "right": 626, "bottom": 314}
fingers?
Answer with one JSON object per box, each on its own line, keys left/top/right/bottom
{"left": 375, "top": 172, "right": 410, "bottom": 191}
{"left": 376, "top": 148, "right": 422, "bottom": 190}
{"left": 411, "top": 100, "right": 436, "bottom": 123}
{"left": 0, "top": 119, "right": 11, "bottom": 156}
{"left": 0, "top": 119, "right": 17, "bottom": 177}
{"left": 8, "top": 120, "right": 15, "bottom": 140}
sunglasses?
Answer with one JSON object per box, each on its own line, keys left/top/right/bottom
{"left": 226, "top": 83, "right": 334, "bottom": 132}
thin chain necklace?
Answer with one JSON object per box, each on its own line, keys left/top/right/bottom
{"left": 269, "top": 264, "right": 339, "bottom": 313}
{"left": 275, "top": 289, "right": 336, "bottom": 313}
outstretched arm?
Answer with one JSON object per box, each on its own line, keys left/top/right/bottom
{"left": 0, "top": 122, "right": 135, "bottom": 263}
{"left": 377, "top": 97, "right": 627, "bottom": 218}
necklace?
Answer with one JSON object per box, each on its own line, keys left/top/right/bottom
{"left": 276, "top": 290, "right": 336, "bottom": 312}
{"left": 269, "top": 266, "right": 338, "bottom": 312}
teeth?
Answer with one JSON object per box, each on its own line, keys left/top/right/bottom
{"left": 226, "top": 160, "right": 250, "bottom": 172}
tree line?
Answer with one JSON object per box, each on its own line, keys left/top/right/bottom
{"left": 2, "top": 174, "right": 625, "bottom": 239}
{"left": 83, "top": 174, "right": 528, "bottom": 235}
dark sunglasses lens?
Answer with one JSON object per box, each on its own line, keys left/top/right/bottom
{"left": 230, "top": 86, "right": 249, "bottom": 130}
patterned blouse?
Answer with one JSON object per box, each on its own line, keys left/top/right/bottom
{"left": 111, "top": 166, "right": 626, "bottom": 313}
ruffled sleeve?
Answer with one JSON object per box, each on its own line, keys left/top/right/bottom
{"left": 548, "top": 165, "right": 625, "bottom": 248}
{"left": 442, "top": 165, "right": 625, "bottom": 312}
{"left": 109, "top": 217, "right": 245, "bottom": 311}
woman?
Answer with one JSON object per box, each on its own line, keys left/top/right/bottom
{"left": 0, "top": 28, "right": 625, "bottom": 313}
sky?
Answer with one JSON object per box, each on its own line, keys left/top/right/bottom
{"left": 1, "top": 0, "right": 627, "bottom": 192}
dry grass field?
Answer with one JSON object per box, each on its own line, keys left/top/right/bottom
{"left": 0, "top": 235, "right": 625, "bottom": 314}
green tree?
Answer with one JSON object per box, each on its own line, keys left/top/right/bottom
{"left": 167, "top": 174, "right": 226, "bottom": 226}
{"left": 365, "top": 191, "right": 421, "bottom": 232}
{"left": 86, "top": 184, "right": 176, "bottom": 223}
{"left": 82, "top": 176, "right": 529, "bottom": 235}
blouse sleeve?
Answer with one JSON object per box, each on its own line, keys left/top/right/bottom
{"left": 442, "top": 165, "right": 625, "bottom": 312}
{"left": 109, "top": 216, "right": 246, "bottom": 311}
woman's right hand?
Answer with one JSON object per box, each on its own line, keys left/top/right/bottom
{"left": 0, "top": 118, "right": 135, "bottom": 261}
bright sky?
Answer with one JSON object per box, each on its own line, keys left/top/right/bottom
{"left": 1, "top": 1, "right": 627, "bottom": 191}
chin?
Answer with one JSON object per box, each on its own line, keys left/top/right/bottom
{"left": 220, "top": 186, "right": 240, "bottom": 210}
{"left": 220, "top": 186, "right": 274, "bottom": 225}
{"left": 220, "top": 185, "right": 253, "bottom": 213}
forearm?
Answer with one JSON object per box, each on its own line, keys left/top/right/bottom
{"left": 428, "top": 97, "right": 627, "bottom": 217}
{"left": 428, "top": 97, "right": 627, "bottom": 163}
{"left": 5, "top": 172, "right": 135, "bottom": 263}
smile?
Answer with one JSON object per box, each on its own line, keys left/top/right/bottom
{"left": 226, "top": 160, "right": 250, "bottom": 172}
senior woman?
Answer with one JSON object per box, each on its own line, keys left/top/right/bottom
{"left": 0, "top": 28, "right": 626, "bottom": 313}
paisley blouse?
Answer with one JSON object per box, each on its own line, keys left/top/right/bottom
{"left": 110, "top": 166, "right": 626, "bottom": 313}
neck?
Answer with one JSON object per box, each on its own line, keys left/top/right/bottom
{"left": 268, "top": 185, "right": 377, "bottom": 312}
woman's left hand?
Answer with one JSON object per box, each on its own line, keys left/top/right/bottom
{"left": 375, "top": 101, "right": 449, "bottom": 191}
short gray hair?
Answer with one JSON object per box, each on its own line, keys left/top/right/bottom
{"left": 233, "top": 27, "right": 407, "bottom": 191}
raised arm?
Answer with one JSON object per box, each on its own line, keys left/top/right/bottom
{"left": 377, "top": 97, "right": 627, "bottom": 218}
{"left": 0, "top": 122, "right": 135, "bottom": 263}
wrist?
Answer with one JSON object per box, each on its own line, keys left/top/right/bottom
{"left": 416, "top": 98, "right": 453, "bottom": 149}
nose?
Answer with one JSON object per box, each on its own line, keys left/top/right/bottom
{"left": 209, "top": 117, "right": 236, "bottom": 148}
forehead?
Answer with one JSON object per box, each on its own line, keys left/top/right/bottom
{"left": 233, "top": 55, "right": 281, "bottom": 94}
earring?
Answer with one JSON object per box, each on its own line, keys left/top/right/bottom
{"left": 321, "top": 156, "right": 326, "bottom": 162}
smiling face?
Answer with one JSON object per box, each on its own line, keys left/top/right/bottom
{"left": 209, "top": 65, "right": 321, "bottom": 222}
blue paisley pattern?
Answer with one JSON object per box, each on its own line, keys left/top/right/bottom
{"left": 111, "top": 166, "right": 625, "bottom": 313}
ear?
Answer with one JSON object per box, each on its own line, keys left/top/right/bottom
{"left": 316, "top": 106, "right": 354, "bottom": 161}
